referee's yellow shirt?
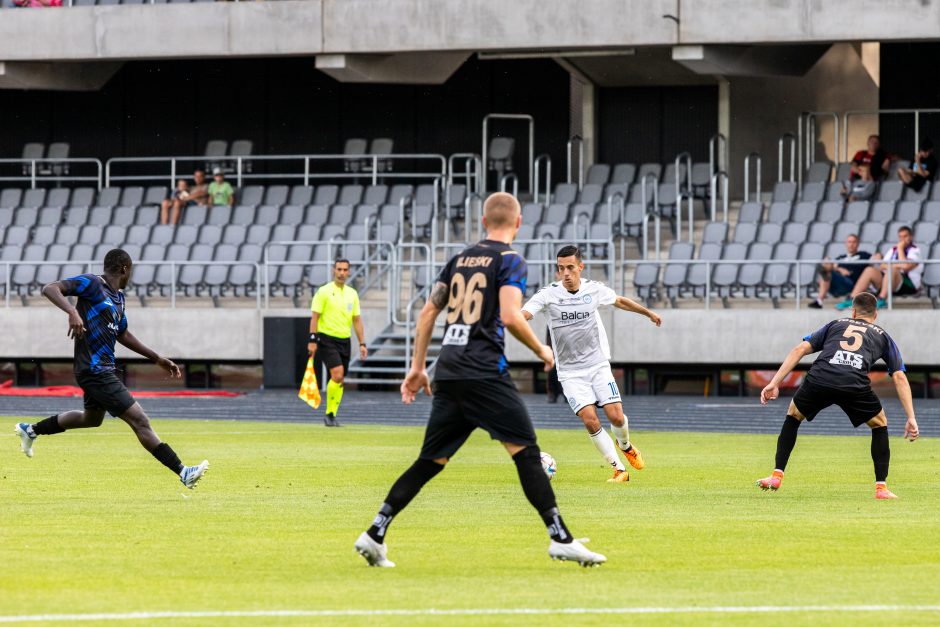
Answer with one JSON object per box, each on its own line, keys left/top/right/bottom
{"left": 311, "top": 283, "right": 360, "bottom": 339}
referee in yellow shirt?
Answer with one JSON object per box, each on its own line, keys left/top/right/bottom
{"left": 307, "top": 259, "right": 367, "bottom": 426}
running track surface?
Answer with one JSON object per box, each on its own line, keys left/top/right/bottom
{"left": 0, "top": 390, "right": 936, "bottom": 436}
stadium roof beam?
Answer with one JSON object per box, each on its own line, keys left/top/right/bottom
{"left": 672, "top": 45, "right": 831, "bottom": 77}
{"left": 0, "top": 61, "right": 121, "bottom": 91}
{"left": 315, "top": 52, "right": 470, "bottom": 84}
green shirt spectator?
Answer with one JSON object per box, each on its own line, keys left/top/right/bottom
{"left": 208, "top": 168, "right": 234, "bottom": 207}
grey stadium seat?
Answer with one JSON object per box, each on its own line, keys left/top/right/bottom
{"left": 263, "top": 185, "right": 289, "bottom": 207}
{"left": 222, "top": 224, "right": 248, "bottom": 246}
{"left": 833, "top": 221, "right": 857, "bottom": 243}
{"left": 13, "top": 207, "right": 38, "bottom": 227}
{"left": 869, "top": 201, "right": 897, "bottom": 224}
{"left": 805, "top": 161, "right": 833, "bottom": 184}
{"left": 181, "top": 205, "right": 207, "bottom": 226}
{"left": 877, "top": 181, "right": 903, "bottom": 202}
{"left": 859, "top": 221, "right": 886, "bottom": 244}
{"left": 790, "top": 201, "right": 818, "bottom": 223}
{"left": 893, "top": 201, "right": 922, "bottom": 224}
{"left": 31, "top": 225, "right": 56, "bottom": 246}
{"left": 71, "top": 188, "right": 96, "bottom": 208}
{"left": 732, "top": 222, "right": 757, "bottom": 245}
{"left": 702, "top": 221, "right": 728, "bottom": 244}
{"left": 632, "top": 263, "right": 660, "bottom": 303}
{"left": 55, "top": 224, "right": 80, "bottom": 245}
{"left": 824, "top": 182, "right": 845, "bottom": 201}
{"left": 903, "top": 181, "right": 931, "bottom": 202}
{"left": 254, "top": 205, "right": 281, "bottom": 226}
{"left": 0, "top": 208, "right": 12, "bottom": 228}
{"left": 232, "top": 205, "right": 256, "bottom": 225}
{"left": 0, "top": 189, "right": 23, "bottom": 210}
{"left": 816, "top": 201, "right": 843, "bottom": 224}
{"left": 586, "top": 164, "right": 611, "bottom": 185}
{"left": 64, "top": 207, "right": 89, "bottom": 227}
{"left": 143, "top": 186, "right": 167, "bottom": 206}
{"left": 207, "top": 206, "right": 232, "bottom": 226}
{"left": 686, "top": 242, "right": 723, "bottom": 297}
{"left": 771, "top": 181, "right": 798, "bottom": 203}
{"left": 915, "top": 221, "right": 939, "bottom": 243}
{"left": 279, "top": 205, "right": 304, "bottom": 225}
{"left": 37, "top": 207, "right": 64, "bottom": 226}
{"left": 843, "top": 201, "right": 870, "bottom": 223}
{"left": 765, "top": 242, "right": 800, "bottom": 298}
{"left": 198, "top": 224, "right": 223, "bottom": 246}
{"left": 295, "top": 224, "right": 321, "bottom": 242}
{"left": 801, "top": 181, "right": 827, "bottom": 203}
{"left": 120, "top": 187, "right": 144, "bottom": 207}
{"left": 304, "top": 205, "right": 329, "bottom": 226}
{"left": 577, "top": 184, "right": 604, "bottom": 204}
{"left": 246, "top": 225, "right": 271, "bottom": 246}
{"left": 111, "top": 206, "right": 136, "bottom": 227}
{"left": 21, "top": 188, "right": 47, "bottom": 209}
{"left": 737, "top": 202, "right": 763, "bottom": 223}
{"left": 289, "top": 186, "right": 315, "bottom": 207}
{"left": 271, "top": 224, "right": 296, "bottom": 242}
{"left": 552, "top": 183, "right": 579, "bottom": 206}
{"left": 174, "top": 225, "right": 199, "bottom": 246}
{"left": 4, "top": 226, "right": 30, "bottom": 246}
{"left": 782, "top": 222, "right": 808, "bottom": 244}
{"left": 237, "top": 186, "right": 264, "bottom": 207}
{"left": 88, "top": 207, "right": 112, "bottom": 226}
{"left": 756, "top": 222, "right": 783, "bottom": 244}
{"left": 338, "top": 185, "right": 364, "bottom": 206}
{"left": 923, "top": 201, "right": 940, "bottom": 224}
{"left": 924, "top": 243, "right": 940, "bottom": 306}
{"left": 712, "top": 242, "right": 748, "bottom": 299}
{"left": 313, "top": 185, "right": 339, "bottom": 206}
{"left": 96, "top": 187, "right": 121, "bottom": 208}
{"left": 123, "top": 225, "right": 150, "bottom": 246}
{"left": 150, "top": 225, "right": 175, "bottom": 246}
{"left": 363, "top": 185, "right": 389, "bottom": 206}
{"left": 102, "top": 225, "right": 127, "bottom": 245}
{"left": 766, "top": 202, "right": 792, "bottom": 225}
{"left": 611, "top": 163, "right": 637, "bottom": 185}
{"left": 738, "top": 242, "right": 774, "bottom": 295}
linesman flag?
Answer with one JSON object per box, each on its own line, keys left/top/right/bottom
{"left": 298, "top": 357, "right": 322, "bottom": 409}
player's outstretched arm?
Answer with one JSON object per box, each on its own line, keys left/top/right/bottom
{"left": 499, "top": 285, "right": 554, "bottom": 371}
{"left": 401, "top": 281, "right": 446, "bottom": 403}
{"left": 41, "top": 281, "right": 85, "bottom": 339}
{"left": 117, "top": 330, "right": 181, "bottom": 379}
{"left": 614, "top": 295, "right": 662, "bottom": 326}
{"left": 892, "top": 371, "right": 919, "bottom": 441}
{"left": 760, "top": 340, "right": 814, "bottom": 405}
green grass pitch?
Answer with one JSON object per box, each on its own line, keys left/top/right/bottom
{"left": 1, "top": 418, "right": 939, "bottom": 626}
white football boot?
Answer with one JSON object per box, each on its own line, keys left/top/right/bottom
{"left": 14, "top": 423, "right": 35, "bottom": 458}
{"left": 180, "top": 460, "right": 209, "bottom": 489}
{"left": 548, "top": 538, "right": 607, "bottom": 567}
{"left": 355, "top": 531, "right": 396, "bottom": 568}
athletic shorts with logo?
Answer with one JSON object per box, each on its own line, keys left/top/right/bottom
{"left": 561, "top": 363, "right": 621, "bottom": 414}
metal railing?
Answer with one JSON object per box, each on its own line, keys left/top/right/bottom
{"left": 482, "top": 113, "right": 534, "bottom": 196}
{"left": 0, "top": 158, "right": 103, "bottom": 189}
{"left": 640, "top": 173, "right": 661, "bottom": 261}
{"left": 447, "top": 153, "right": 482, "bottom": 196}
{"left": 533, "top": 154, "right": 552, "bottom": 206}
{"left": 566, "top": 135, "right": 584, "bottom": 191}
{"left": 673, "top": 152, "right": 694, "bottom": 243}
{"left": 499, "top": 172, "right": 520, "bottom": 197}
{"left": 778, "top": 133, "right": 796, "bottom": 182}
{"left": 709, "top": 171, "right": 729, "bottom": 223}
{"left": 621, "top": 257, "right": 937, "bottom": 310}
{"left": 105, "top": 153, "right": 447, "bottom": 188}
{"left": 797, "top": 111, "right": 839, "bottom": 188}
{"left": 743, "top": 152, "right": 762, "bottom": 203}
{"left": 709, "top": 133, "right": 727, "bottom": 178}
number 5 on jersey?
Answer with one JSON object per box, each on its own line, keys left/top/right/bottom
{"left": 442, "top": 272, "right": 487, "bottom": 346}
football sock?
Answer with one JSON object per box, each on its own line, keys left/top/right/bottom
{"left": 870, "top": 426, "right": 890, "bottom": 483}
{"left": 150, "top": 442, "right": 185, "bottom": 475}
{"left": 512, "top": 446, "right": 572, "bottom": 544}
{"left": 774, "top": 415, "right": 801, "bottom": 471}
{"left": 326, "top": 379, "right": 344, "bottom": 416}
{"left": 589, "top": 428, "right": 625, "bottom": 471}
{"left": 367, "top": 458, "right": 444, "bottom": 543}
{"left": 32, "top": 415, "right": 64, "bottom": 436}
{"left": 610, "top": 420, "right": 630, "bottom": 450}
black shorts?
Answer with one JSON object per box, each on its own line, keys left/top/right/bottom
{"left": 792, "top": 379, "right": 883, "bottom": 428}
{"left": 419, "top": 376, "right": 538, "bottom": 460}
{"left": 76, "top": 371, "right": 136, "bottom": 418}
{"left": 316, "top": 334, "right": 351, "bottom": 375}
{"left": 894, "top": 273, "right": 917, "bottom": 296}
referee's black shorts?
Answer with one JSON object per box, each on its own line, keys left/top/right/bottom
{"left": 419, "top": 376, "right": 537, "bottom": 460}
{"left": 792, "top": 379, "right": 883, "bottom": 428}
{"left": 316, "top": 333, "right": 351, "bottom": 375}
{"left": 76, "top": 370, "right": 136, "bottom": 418}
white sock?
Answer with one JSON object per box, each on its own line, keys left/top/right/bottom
{"left": 611, "top": 420, "right": 630, "bottom": 450}
{"left": 589, "top": 428, "right": 625, "bottom": 471}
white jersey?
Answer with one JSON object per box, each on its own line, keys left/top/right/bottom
{"left": 522, "top": 280, "right": 617, "bottom": 378}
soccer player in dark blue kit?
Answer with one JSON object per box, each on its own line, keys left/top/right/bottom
{"left": 14, "top": 249, "right": 209, "bottom": 489}
{"left": 354, "top": 192, "right": 607, "bottom": 567}
{"left": 757, "top": 292, "right": 919, "bottom": 499}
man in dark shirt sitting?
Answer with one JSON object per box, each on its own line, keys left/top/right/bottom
{"left": 810, "top": 233, "right": 871, "bottom": 309}
{"left": 897, "top": 138, "right": 937, "bottom": 192}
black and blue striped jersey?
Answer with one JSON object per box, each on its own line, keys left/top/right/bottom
{"left": 62, "top": 274, "right": 128, "bottom": 375}
{"left": 433, "top": 239, "right": 527, "bottom": 380}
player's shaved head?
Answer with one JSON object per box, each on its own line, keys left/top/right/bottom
{"left": 104, "top": 248, "right": 132, "bottom": 273}
{"left": 483, "top": 192, "right": 521, "bottom": 229}
{"left": 853, "top": 292, "right": 877, "bottom": 318}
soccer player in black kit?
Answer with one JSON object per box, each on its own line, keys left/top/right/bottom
{"left": 354, "top": 192, "right": 607, "bottom": 567}
{"left": 757, "top": 292, "right": 919, "bottom": 499}
{"left": 14, "top": 249, "right": 209, "bottom": 489}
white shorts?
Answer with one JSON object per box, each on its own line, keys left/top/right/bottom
{"left": 560, "top": 364, "right": 621, "bottom": 415}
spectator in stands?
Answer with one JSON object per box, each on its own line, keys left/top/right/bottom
{"left": 809, "top": 233, "right": 871, "bottom": 309}
{"left": 208, "top": 168, "right": 234, "bottom": 208}
{"left": 897, "top": 138, "right": 937, "bottom": 192}
{"left": 160, "top": 169, "right": 208, "bottom": 225}
{"left": 840, "top": 162, "right": 876, "bottom": 202}
{"left": 850, "top": 134, "right": 890, "bottom": 181}
{"left": 838, "top": 226, "right": 922, "bottom": 310}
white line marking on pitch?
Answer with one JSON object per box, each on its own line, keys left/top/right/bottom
{"left": 1, "top": 606, "right": 939, "bottom": 622}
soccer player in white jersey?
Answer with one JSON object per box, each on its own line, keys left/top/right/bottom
{"left": 523, "top": 245, "right": 662, "bottom": 482}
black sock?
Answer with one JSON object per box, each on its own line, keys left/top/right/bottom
{"left": 150, "top": 442, "right": 184, "bottom": 475}
{"left": 871, "top": 426, "right": 890, "bottom": 483}
{"left": 513, "top": 446, "right": 572, "bottom": 544}
{"left": 367, "top": 458, "right": 444, "bottom": 543}
{"left": 775, "top": 416, "right": 802, "bottom": 471}
{"left": 32, "top": 415, "right": 64, "bottom": 436}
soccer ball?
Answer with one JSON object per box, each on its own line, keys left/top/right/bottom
{"left": 540, "top": 452, "right": 557, "bottom": 480}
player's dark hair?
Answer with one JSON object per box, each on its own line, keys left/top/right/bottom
{"left": 103, "top": 248, "right": 132, "bottom": 273}
{"left": 334, "top": 258, "right": 350, "bottom": 268}
{"left": 920, "top": 137, "right": 934, "bottom": 152}
{"left": 853, "top": 292, "right": 877, "bottom": 317}
{"left": 556, "top": 245, "right": 582, "bottom": 262}
{"left": 898, "top": 225, "right": 912, "bottom": 236}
